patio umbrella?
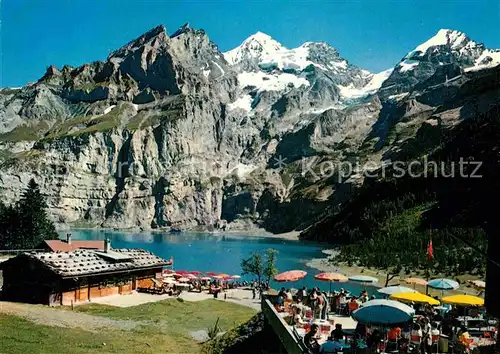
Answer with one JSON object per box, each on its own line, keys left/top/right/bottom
{"left": 200, "top": 276, "right": 211, "bottom": 281}
{"left": 404, "top": 278, "right": 428, "bottom": 289}
{"left": 441, "top": 295, "right": 484, "bottom": 307}
{"left": 231, "top": 275, "right": 241, "bottom": 279}
{"left": 274, "top": 270, "right": 307, "bottom": 283}
{"left": 352, "top": 299, "right": 415, "bottom": 326}
{"left": 469, "top": 280, "right": 486, "bottom": 289}
{"left": 177, "top": 277, "right": 191, "bottom": 283}
{"left": 390, "top": 292, "right": 440, "bottom": 305}
{"left": 175, "top": 270, "right": 189, "bottom": 275}
{"left": 162, "top": 269, "right": 175, "bottom": 274}
{"left": 428, "top": 279, "right": 459, "bottom": 291}
{"left": 185, "top": 274, "right": 197, "bottom": 279}
{"left": 163, "top": 273, "right": 176, "bottom": 278}
{"left": 314, "top": 272, "right": 348, "bottom": 293}
{"left": 213, "top": 273, "right": 230, "bottom": 279}
{"left": 378, "top": 286, "right": 418, "bottom": 296}
{"left": 348, "top": 275, "right": 378, "bottom": 284}
{"left": 205, "top": 272, "right": 218, "bottom": 276}
{"left": 189, "top": 271, "right": 202, "bottom": 275}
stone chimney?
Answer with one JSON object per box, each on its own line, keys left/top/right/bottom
{"left": 66, "top": 233, "right": 72, "bottom": 244}
{"left": 104, "top": 238, "right": 111, "bottom": 253}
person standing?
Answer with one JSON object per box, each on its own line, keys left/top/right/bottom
{"left": 320, "top": 291, "right": 329, "bottom": 320}
{"left": 309, "top": 289, "right": 317, "bottom": 319}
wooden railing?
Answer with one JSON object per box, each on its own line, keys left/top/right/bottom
{"left": 261, "top": 294, "right": 304, "bottom": 354}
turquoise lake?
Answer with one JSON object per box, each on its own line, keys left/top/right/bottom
{"left": 65, "top": 230, "right": 378, "bottom": 296}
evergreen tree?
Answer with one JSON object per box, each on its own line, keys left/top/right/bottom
{"left": 0, "top": 179, "right": 57, "bottom": 250}
{"left": 17, "top": 178, "right": 57, "bottom": 248}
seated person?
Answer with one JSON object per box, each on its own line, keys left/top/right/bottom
{"left": 294, "top": 307, "right": 306, "bottom": 327}
{"left": 458, "top": 327, "right": 471, "bottom": 345}
{"left": 320, "top": 336, "right": 344, "bottom": 353}
{"left": 387, "top": 326, "right": 402, "bottom": 342}
{"left": 367, "top": 329, "right": 383, "bottom": 350}
{"left": 348, "top": 297, "right": 359, "bottom": 314}
{"left": 330, "top": 323, "right": 345, "bottom": 341}
{"left": 355, "top": 322, "right": 368, "bottom": 339}
{"left": 304, "top": 324, "right": 321, "bottom": 353}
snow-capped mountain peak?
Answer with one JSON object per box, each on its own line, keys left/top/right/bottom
{"left": 412, "top": 29, "right": 469, "bottom": 55}
{"left": 223, "top": 31, "right": 284, "bottom": 65}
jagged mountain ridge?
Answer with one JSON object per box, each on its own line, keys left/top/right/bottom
{"left": 0, "top": 25, "right": 499, "bottom": 233}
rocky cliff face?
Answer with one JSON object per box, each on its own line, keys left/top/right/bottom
{"left": 0, "top": 25, "right": 499, "bottom": 232}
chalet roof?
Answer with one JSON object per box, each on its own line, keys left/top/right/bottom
{"left": 43, "top": 240, "right": 105, "bottom": 252}
{"left": 27, "top": 249, "right": 170, "bottom": 278}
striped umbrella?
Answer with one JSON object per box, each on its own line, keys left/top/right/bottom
{"left": 274, "top": 270, "right": 307, "bottom": 283}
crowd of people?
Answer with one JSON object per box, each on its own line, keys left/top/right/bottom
{"left": 269, "top": 286, "right": 495, "bottom": 354}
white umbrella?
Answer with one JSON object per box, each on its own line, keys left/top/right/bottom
{"left": 378, "top": 286, "right": 419, "bottom": 296}
{"left": 349, "top": 275, "right": 379, "bottom": 283}
{"left": 177, "top": 277, "right": 191, "bottom": 283}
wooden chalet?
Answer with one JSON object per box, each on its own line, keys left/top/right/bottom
{"left": 0, "top": 240, "right": 173, "bottom": 306}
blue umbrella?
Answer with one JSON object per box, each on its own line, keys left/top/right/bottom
{"left": 428, "top": 278, "right": 459, "bottom": 290}
{"left": 349, "top": 275, "right": 379, "bottom": 283}
{"left": 378, "top": 286, "right": 418, "bottom": 296}
{"left": 352, "top": 299, "right": 415, "bottom": 326}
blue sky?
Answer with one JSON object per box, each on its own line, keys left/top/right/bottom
{"left": 2, "top": 0, "right": 500, "bottom": 87}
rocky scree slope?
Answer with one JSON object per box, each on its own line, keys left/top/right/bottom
{"left": 0, "top": 25, "right": 499, "bottom": 233}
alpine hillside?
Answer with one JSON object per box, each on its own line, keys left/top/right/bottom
{"left": 0, "top": 24, "right": 499, "bottom": 234}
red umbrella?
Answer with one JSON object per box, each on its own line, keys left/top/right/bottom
{"left": 314, "top": 272, "right": 348, "bottom": 293}
{"left": 175, "top": 270, "right": 189, "bottom": 275}
{"left": 162, "top": 269, "right": 175, "bottom": 274}
{"left": 213, "top": 274, "right": 230, "bottom": 279}
{"left": 186, "top": 274, "right": 197, "bottom": 279}
{"left": 205, "top": 272, "right": 218, "bottom": 276}
{"left": 274, "top": 270, "right": 307, "bottom": 282}
{"left": 189, "top": 271, "right": 202, "bottom": 275}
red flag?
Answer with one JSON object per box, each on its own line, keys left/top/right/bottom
{"left": 427, "top": 236, "right": 434, "bottom": 261}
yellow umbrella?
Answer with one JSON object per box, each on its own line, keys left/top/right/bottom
{"left": 441, "top": 295, "right": 484, "bottom": 307}
{"left": 390, "top": 292, "right": 440, "bottom": 305}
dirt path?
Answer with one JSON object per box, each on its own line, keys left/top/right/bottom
{"left": 0, "top": 301, "right": 138, "bottom": 332}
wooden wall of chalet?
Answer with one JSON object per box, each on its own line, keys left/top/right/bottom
{"left": 1, "top": 255, "right": 59, "bottom": 305}
{"left": 1, "top": 255, "right": 164, "bottom": 306}
{"left": 54, "top": 267, "right": 163, "bottom": 306}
